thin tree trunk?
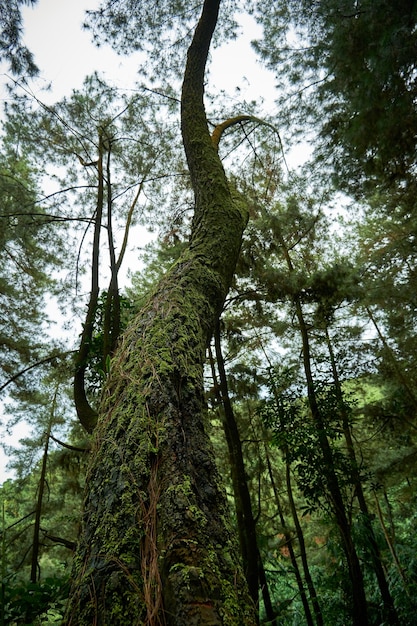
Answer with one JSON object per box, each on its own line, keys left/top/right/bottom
{"left": 30, "top": 412, "right": 53, "bottom": 583}
{"left": 211, "top": 323, "right": 278, "bottom": 624}
{"left": 295, "top": 297, "right": 368, "bottom": 625}
{"left": 73, "top": 136, "right": 104, "bottom": 434}
{"left": 257, "top": 552, "right": 277, "bottom": 626}
{"left": 103, "top": 142, "right": 121, "bottom": 363}
{"left": 64, "top": 1, "right": 256, "bottom": 624}
{"left": 213, "top": 322, "right": 260, "bottom": 612}
{"left": 264, "top": 447, "right": 316, "bottom": 626}
{"left": 374, "top": 491, "right": 409, "bottom": 594}
{"left": 325, "top": 326, "right": 399, "bottom": 624}
{"left": 1, "top": 501, "right": 6, "bottom": 626}
{"left": 277, "top": 233, "right": 369, "bottom": 625}
{"left": 366, "top": 306, "right": 417, "bottom": 410}
{"left": 285, "top": 455, "right": 323, "bottom": 626}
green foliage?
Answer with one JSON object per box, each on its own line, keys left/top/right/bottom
{"left": 261, "top": 371, "right": 352, "bottom": 514}
{"left": 253, "top": 1, "right": 417, "bottom": 200}
{"left": 3, "top": 2, "right": 417, "bottom": 624}
{"left": 2, "top": 576, "right": 69, "bottom": 626}
{"left": 0, "top": 0, "right": 39, "bottom": 76}
{"left": 85, "top": 290, "right": 135, "bottom": 395}
{"left": 0, "top": 147, "right": 63, "bottom": 390}
{"left": 84, "top": 0, "right": 239, "bottom": 79}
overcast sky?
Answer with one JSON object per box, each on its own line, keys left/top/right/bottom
{"left": 1, "top": 1, "right": 277, "bottom": 484}
{"left": 18, "top": 0, "right": 272, "bottom": 105}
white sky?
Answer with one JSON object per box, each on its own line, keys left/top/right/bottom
{"left": 18, "top": 0, "right": 273, "bottom": 103}
{"left": 0, "top": 0, "right": 279, "bottom": 484}
{"left": 21, "top": 0, "right": 142, "bottom": 102}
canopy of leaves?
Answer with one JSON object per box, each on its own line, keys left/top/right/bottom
{"left": 2, "top": 3, "right": 417, "bottom": 624}
{"left": 0, "top": 0, "right": 39, "bottom": 76}
{"left": 0, "top": 146, "right": 63, "bottom": 389}
{"left": 253, "top": 0, "right": 417, "bottom": 198}
{"left": 84, "top": 0, "right": 240, "bottom": 79}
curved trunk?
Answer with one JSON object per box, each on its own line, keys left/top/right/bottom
{"left": 73, "top": 137, "right": 104, "bottom": 434}
{"left": 64, "top": 1, "right": 255, "bottom": 624}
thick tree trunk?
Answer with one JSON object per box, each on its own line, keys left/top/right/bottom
{"left": 64, "top": 1, "right": 256, "bottom": 624}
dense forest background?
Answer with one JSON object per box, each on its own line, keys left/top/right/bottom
{"left": 1, "top": 1, "right": 417, "bottom": 624}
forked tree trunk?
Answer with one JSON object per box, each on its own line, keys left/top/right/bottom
{"left": 64, "top": 1, "right": 256, "bottom": 624}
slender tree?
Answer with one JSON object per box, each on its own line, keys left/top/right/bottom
{"left": 264, "top": 445, "right": 318, "bottom": 626}
{"left": 324, "top": 325, "right": 399, "bottom": 624}
{"left": 280, "top": 237, "right": 368, "bottom": 625}
{"left": 212, "top": 322, "right": 260, "bottom": 610}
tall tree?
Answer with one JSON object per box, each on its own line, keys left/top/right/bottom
{"left": 232, "top": 178, "right": 370, "bottom": 623}
{"left": 64, "top": 1, "right": 256, "bottom": 623}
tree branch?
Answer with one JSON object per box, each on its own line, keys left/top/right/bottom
{"left": 0, "top": 351, "right": 73, "bottom": 393}
{"left": 49, "top": 433, "right": 90, "bottom": 453}
{"left": 211, "top": 114, "right": 289, "bottom": 172}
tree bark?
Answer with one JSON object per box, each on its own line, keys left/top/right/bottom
{"left": 295, "top": 296, "right": 369, "bottom": 626}
{"left": 73, "top": 134, "right": 103, "bottom": 434}
{"left": 30, "top": 418, "right": 52, "bottom": 583}
{"left": 64, "top": 1, "right": 255, "bottom": 624}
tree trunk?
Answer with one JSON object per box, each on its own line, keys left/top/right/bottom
{"left": 73, "top": 134, "right": 103, "bottom": 434}
{"left": 277, "top": 233, "right": 369, "bottom": 625}
{"left": 366, "top": 306, "right": 417, "bottom": 410}
{"left": 213, "top": 321, "right": 260, "bottom": 613}
{"left": 284, "top": 454, "right": 323, "bottom": 626}
{"left": 295, "top": 296, "right": 368, "bottom": 626}
{"left": 64, "top": 1, "right": 256, "bottom": 624}
{"left": 325, "top": 326, "right": 399, "bottom": 625}
{"left": 30, "top": 419, "right": 51, "bottom": 583}
{"left": 265, "top": 448, "right": 316, "bottom": 626}
{"left": 374, "top": 491, "right": 409, "bottom": 594}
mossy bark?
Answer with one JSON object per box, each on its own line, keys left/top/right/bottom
{"left": 64, "top": 1, "right": 256, "bottom": 624}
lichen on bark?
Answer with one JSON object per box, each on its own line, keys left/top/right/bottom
{"left": 64, "top": 1, "right": 256, "bottom": 624}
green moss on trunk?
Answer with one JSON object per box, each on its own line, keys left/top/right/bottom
{"left": 65, "top": 0, "right": 256, "bottom": 623}
{"left": 64, "top": 251, "right": 255, "bottom": 625}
